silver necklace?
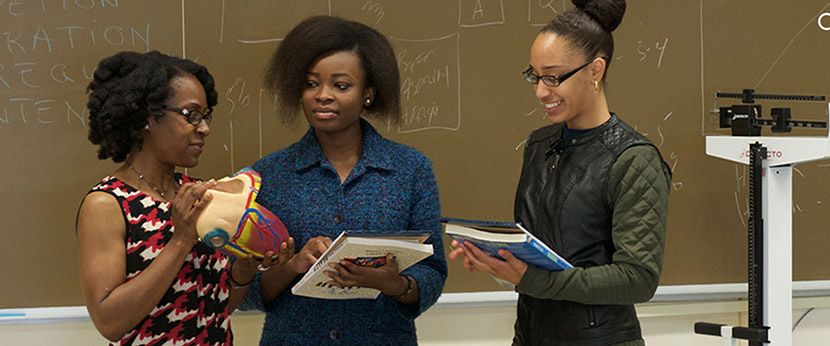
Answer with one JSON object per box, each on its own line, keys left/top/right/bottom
{"left": 128, "top": 164, "right": 177, "bottom": 201}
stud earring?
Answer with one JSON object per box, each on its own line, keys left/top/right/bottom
{"left": 144, "top": 124, "right": 150, "bottom": 130}
{"left": 365, "top": 98, "right": 372, "bottom": 105}
{"left": 593, "top": 80, "right": 599, "bottom": 91}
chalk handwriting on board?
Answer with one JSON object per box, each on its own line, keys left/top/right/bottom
{"left": 391, "top": 34, "right": 461, "bottom": 133}
{"left": 524, "top": 107, "right": 547, "bottom": 120}
{"left": 225, "top": 78, "right": 252, "bottom": 115}
{"left": 528, "top": 0, "right": 567, "bottom": 26}
{"left": 4, "top": 0, "right": 121, "bottom": 15}
{"left": 400, "top": 65, "right": 450, "bottom": 101}
{"left": 362, "top": 0, "right": 385, "bottom": 25}
{"left": 636, "top": 38, "right": 668, "bottom": 69}
{"left": 397, "top": 49, "right": 436, "bottom": 74}
{"left": 3, "top": 24, "right": 151, "bottom": 53}
{"left": 2, "top": 1, "right": 156, "bottom": 129}
{"left": 754, "top": 4, "right": 830, "bottom": 89}
{"left": 1, "top": 98, "right": 88, "bottom": 127}
{"left": 0, "top": 64, "right": 10, "bottom": 88}
{"left": 459, "top": 0, "right": 505, "bottom": 27}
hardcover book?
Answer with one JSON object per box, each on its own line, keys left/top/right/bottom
{"left": 291, "top": 231, "right": 433, "bottom": 299}
{"left": 441, "top": 217, "right": 573, "bottom": 272}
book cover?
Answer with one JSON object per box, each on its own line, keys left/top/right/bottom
{"left": 441, "top": 217, "right": 573, "bottom": 272}
{"left": 291, "top": 231, "right": 434, "bottom": 299}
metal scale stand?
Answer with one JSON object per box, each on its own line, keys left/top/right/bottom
{"left": 696, "top": 89, "right": 828, "bottom": 345}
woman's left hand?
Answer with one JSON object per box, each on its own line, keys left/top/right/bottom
{"left": 230, "top": 238, "right": 296, "bottom": 286}
{"left": 324, "top": 254, "right": 405, "bottom": 295}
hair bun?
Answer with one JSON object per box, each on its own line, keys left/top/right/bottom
{"left": 90, "top": 52, "right": 141, "bottom": 88}
{"left": 572, "top": 0, "right": 626, "bottom": 32}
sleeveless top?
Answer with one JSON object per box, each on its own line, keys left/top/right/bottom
{"left": 89, "top": 174, "right": 233, "bottom": 346}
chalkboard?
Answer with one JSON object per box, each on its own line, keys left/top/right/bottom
{"left": 3, "top": 0, "right": 830, "bottom": 309}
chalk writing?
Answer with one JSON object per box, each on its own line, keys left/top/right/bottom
{"left": 225, "top": 78, "right": 251, "bottom": 115}
{"left": 15, "top": 62, "right": 38, "bottom": 88}
{"left": 3, "top": 23, "right": 150, "bottom": 53}
{"left": 400, "top": 65, "right": 450, "bottom": 101}
{"left": 636, "top": 38, "right": 668, "bottom": 69}
{"left": 669, "top": 152, "right": 683, "bottom": 191}
{"left": 0, "top": 61, "right": 94, "bottom": 89}
{"left": 400, "top": 102, "right": 439, "bottom": 127}
{"left": 528, "top": 0, "right": 567, "bottom": 26}
{"left": 460, "top": 0, "right": 505, "bottom": 27}
{"left": 50, "top": 63, "right": 74, "bottom": 83}
{"left": 473, "top": 0, "right": 484, "bottom": 20}
{"left": 392, "top": 34, "right": 460, "bottom": 133}
{"left": 1, "top": 0, "right": 121, "bottom": 15}
{"left": 0, "top": 97, "right": 86, "bottom": 127}
{"left": 0, "top": 63, "right": 10, "bottom": 88}
{"left": 397, "top": 49, "right": 436, "bottom": 74}
{"left": 362, "top": 0, "right": 384, "bottom": 25}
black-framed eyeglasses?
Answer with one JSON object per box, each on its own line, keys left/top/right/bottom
{"left": 522, "top": 57, "right": 607, "bottom": 87}
{"left": 162, "top": 105, "right": 213, "bottom": 126}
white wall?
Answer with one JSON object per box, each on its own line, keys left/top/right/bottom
{"left": 2, "top": 295, "right": 829, "bottom": 346}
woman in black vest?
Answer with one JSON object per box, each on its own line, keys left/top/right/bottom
{"left": 449, "top": 1, "right": 671, "bottom": 345}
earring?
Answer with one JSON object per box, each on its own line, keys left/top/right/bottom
{"left": 144, "top": 124, "right": 150, "bottom": 130}
{"left": 365, "top": 98, "right": 372, "bottom": 105}
{"left": 593, "top": 80, "right": 599, "bottom": 91}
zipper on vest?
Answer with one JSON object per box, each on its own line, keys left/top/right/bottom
{"left": 588, "top": 306, "right": 597, "bottom": 328}
{"left": 550, "top": 151, "right": 561, "bottom": 170}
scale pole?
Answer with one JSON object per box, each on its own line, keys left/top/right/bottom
{"left": 763, "top": 164, "right": 793, "bottom": 344}
{"left": 747, "top": 143, "right": 765, "bottom": 345}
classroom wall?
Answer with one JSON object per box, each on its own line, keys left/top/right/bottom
{"left": 3, "top": 297, "right": 830, "bottom": 346}
{"left": 7, "top": 0, "right": 830, "bottom": 310}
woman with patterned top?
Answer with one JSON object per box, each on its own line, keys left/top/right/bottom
{"left": 237, "top": 16, "right": 447, "bottom": 345}
{"left": 76, "top": 51, "right": 286, "bottom": 345}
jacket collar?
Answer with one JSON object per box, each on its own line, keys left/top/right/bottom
{"left": 292, "top": 118, "right": 396, "bottom": 173}
{"left": 554, "top": 113, "right": 619, "bottom": 148}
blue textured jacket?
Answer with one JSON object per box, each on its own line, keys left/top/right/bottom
{"left": 240, "top": 119, "right": 447, "bottom": 346}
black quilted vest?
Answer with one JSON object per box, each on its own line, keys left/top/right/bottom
{"left": 512, "top": 115, "right": 656, "bottom": 346}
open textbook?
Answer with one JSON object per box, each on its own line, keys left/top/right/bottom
{"left": 291, "top": 231, "right": 433, "bottom": 299}
{"left": 442, "top": 217, "right": 573, "bottom": 272}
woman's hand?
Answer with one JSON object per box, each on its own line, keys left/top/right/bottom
{"left": 169, "top": 180, "right": 216, "bottom": 246}
{"left": 448, "top": 239, "right": 480, "bottom": 272}
{"left": 286, "top": 236, "right": 332, "bottom": 275}
{"left": 231, "top": 237, "right": 296, "bottom": 286}
{"left": 449, "top": 240, "right": 529, "bottom": 286}
{"left": 324, "top": 254, "right": 404, "bottom": 294}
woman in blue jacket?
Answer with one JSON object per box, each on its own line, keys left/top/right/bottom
{"left": 239, "top": 16, "right": 447, "bottom": 346}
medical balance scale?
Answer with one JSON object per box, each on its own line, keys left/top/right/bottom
{"left": 696, "top": 89, "right": 828, "bottom": 346}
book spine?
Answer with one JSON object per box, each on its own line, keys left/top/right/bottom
{"left": 527, "top": 238, "right": 562, "bottom": 266}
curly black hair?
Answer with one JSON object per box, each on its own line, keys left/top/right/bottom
{"left": 86, "top": 51, "right": 218, "bottom": 162}
{"left": 541, "top": 0, "right": 626, "bottom": 80}
{"left": 265, "top": 16, "right": 401, "bottom": 124}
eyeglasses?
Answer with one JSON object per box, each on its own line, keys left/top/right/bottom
{"left": 522, "top": 57, "right": 607, "bottom": 87}
{"left": 162, "top": 105, "right": 213, "bottom": 126}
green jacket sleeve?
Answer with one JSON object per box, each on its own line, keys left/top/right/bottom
{"left": 516, "top": 145, "right": 671, "bottom": 305}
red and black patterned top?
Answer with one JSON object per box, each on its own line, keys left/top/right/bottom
{"left": 89, "top": 174, "right": 233, "bottom": 346}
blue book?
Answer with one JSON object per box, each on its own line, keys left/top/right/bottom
{"left": 441, "top": 217, "right": 573, "bottom": 272}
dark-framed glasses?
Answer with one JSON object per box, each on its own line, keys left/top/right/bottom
{"left": 522, "top": 57, "right": 607, "bottom": 87}
{"left": 162, "top": 105, "right": 213, "bottom": 126}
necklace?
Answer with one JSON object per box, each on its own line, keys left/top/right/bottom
{"left": 128, "top": 164, "right": 178, "bottom": 201}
